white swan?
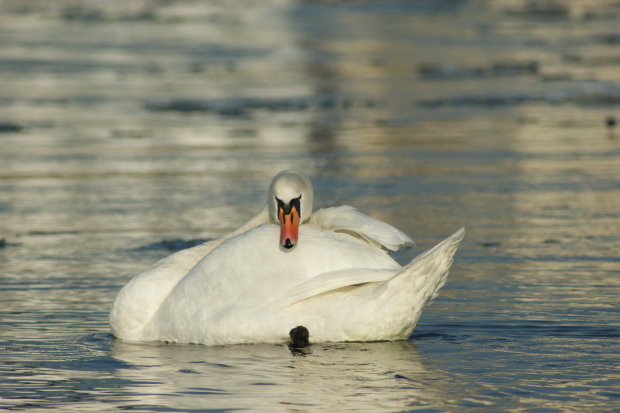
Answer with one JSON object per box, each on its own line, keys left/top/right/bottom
{"left": 110, "top": 170, "right": 464, "bottom": 345}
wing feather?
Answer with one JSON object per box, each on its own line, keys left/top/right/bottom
{"left": 277, "top": 268, "right": 396, "bottom": 308}
{"left": 308, "top": 205, "right": 414, "bottom": 251}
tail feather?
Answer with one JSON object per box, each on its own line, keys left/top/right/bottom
{"left": 385, "top": 227, "right": 465, "bottom": 307}
{"left": 342, "top": 227, "right": 465, "bottom": 341}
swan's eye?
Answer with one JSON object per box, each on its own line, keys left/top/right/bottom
{"left": 276, "top": 197, "right": 285, "bottom": 210}
{"left": 290, "top": 196, "right": 301, "bottom": 215}
{"left": 275, "top": 196, "right": 301, "bottom": 215}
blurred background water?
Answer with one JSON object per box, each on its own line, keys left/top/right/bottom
{"left": 1, "top": 0, "right": 619, "bottom": 411}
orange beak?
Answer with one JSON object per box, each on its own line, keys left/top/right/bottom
{"left": 278, "top": 203, "right": 300, "bottom": 249}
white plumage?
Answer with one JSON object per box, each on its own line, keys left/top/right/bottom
{"left": 110, "top": 170, "right": 464, "bottom": 345}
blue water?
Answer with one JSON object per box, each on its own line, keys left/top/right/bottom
{"left": 1, "top": 1, "right": 619, "bottom": 411}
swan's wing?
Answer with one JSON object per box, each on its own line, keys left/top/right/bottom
{"left": 110, "top": 206, "right": 270, "bottom": 341}
{"left": 308, "top": 205, "right": 414, "bottom": 251}
{"left": 276, "top": 268, "right": 396, "bottom": 308}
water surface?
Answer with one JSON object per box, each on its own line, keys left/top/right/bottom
{"left": 1, "top": 1, "right": 619, "bottom": 411}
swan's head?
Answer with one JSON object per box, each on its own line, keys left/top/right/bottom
{"left": 268, "top": 170, "right": 314, "bottom": 250}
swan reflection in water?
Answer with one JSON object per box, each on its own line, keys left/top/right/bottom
{"left": 110, "top": 338, "right": 454, "bottom": 411}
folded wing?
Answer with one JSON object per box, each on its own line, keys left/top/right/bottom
{"left": 277, "top": 267, "right": 397, "bottom": 308}
{"left": 309, "top": 205, "right": 414, "bottom": 251}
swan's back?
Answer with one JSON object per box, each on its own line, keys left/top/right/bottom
{"left": 139, "top": 224, "right": 399, "bottom": 343}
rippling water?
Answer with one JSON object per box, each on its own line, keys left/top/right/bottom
{"left": 1, "top": 0, "right": 619, "bottom": 411}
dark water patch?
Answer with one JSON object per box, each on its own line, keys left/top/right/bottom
{"left": 419, "top": 83, "right": 620, "bottom": 108}
{"left": 118, "top": 405, "right": 236, "bottom": 412}
{"left": 0, "top": 122, "right": 23, "bottom": 133}
{"left": 144, "top": 97, "right": 305, "bottom": 114}
{"left": 0, "top": 1, "right": 156, "bottom": 22}
{"left": 60, "top": 5, "right": 155, "bottom": 22}
{"left": 111, "top": 129, "right": 152, "bottom": 139}
{"left": 0, "top": 58, "right": 137, "bottom": 75}
{"left": 429, "top": 321, "right": 620, "bottom": 339}
{"left": 60, "top": 5, "right": 106, "bottom": 21}
{"left": 410, "top": 331, "right": 465, "bottom": 342}
{"left": 417, "top": 60, "right": 539, "bottom": 80}
{"left": 183, "top": 387, "right": 229, "bottom": 396}
{"left": 497, "top": 2, "right": 605, "bottom": 19}
{"left": 564, "top": 53, "right": 620, "bottom": 67}
{"left": 525, "top": 254, "right": 620, "bottom": 264}
{"left": 293, "top": 0, "right": 470, "bottom": 17}
{"left": 420, "top": 93, "right": 536, "bottom": 108}
{"left": 594, "top": 33, "right": 620, "bottom": 45}
{"left": 480, "top": 241, "right": 501, "bottom": 248}
{"left": 540, "top": 72, "right": 573, "bottom": 82}
{"left": 178, "top": 369, "right": 200, "bottom": 374}
{"left": 31, "top": 96, "right": 113, "bottom": 108}
{"left": 144, "top": 96, "right": 377, "bottom": 115}
{"left": 134, "top": 238, "right": 210, "bottom": 252}
{"left": 0, "top": 238, "right": 21, "bottom": 249}
{"left": 606, "top": 116, "right": 617, "bottom": 128}
{"left": 26, "top": 230, "right": 81, "bottom": 236}
{"left": 393, "top": 373, "right": 417, "bottom": 383}
{"left": 288, "top": 345, "right": 311, "bottom": 357}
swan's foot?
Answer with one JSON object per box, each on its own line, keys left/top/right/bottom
{"left": 289, "top": 325, "right": 310, "bottom": 348}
